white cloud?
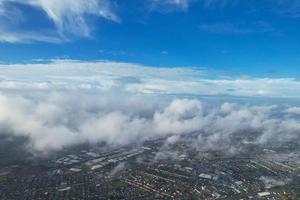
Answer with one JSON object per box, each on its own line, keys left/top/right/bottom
{"left": 0, "top": 0, "right": 119, "bottom": 43}
{"left": 0, "top": 31, "right": 64, "bottom": 43}
{"left": 0, "top": 60, "right": 300, "bottom": 153}
{"left": 151, "top": 0, "right": 192, "bottom": 11}
{"left": 285, "top": 107, "right": 300, "bottom": 114}
{"left": 1, "top": 59, "right": 300, "bottom": 98}
{"left": 167, "top": 0, "right": 191, "bottom": 9}
{"left": 0, "top": 91, "right": 299, "bottom": 153}
{"left": 154, "top": 99, "right": 203, "bottom": 135}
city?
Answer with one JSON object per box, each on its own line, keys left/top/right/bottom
{"left": 1, "top": 134, "right": 299, "bottom": 199}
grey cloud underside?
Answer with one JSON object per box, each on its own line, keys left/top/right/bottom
{"left": 0, "top": 60, "right": 299, "bottom": 153}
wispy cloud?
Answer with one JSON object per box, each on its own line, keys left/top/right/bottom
{"left": 0, "top": 0, "right": 299, "bottom": 43}
{"left": 0, "top": 30, "right": 65, "bottom": 43}
{"left": 204, "top": 0, "right": 300, "bottom": 19}
{"left": 158, "top": 0, "right": 300, "bottom": 19}
{"left": 199, "top": 22, "right": 252, "bottom": 35}
{"left": 0, "top": 0, "right": 120, "bottom": 43}
{"left": 160, "top": 50, "right": 169, "bottom": 55}
{"left": 150, "top": 0, "right": 192, "bottom": 11}
{"left": 198, "top": 21, "right": 275, "bottom": 35}
{"left": 275, "top": 0, "right": 300, "bottom": 18}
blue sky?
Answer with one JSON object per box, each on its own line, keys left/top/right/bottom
{"left": 0, "top": 0, "right": 300, "bottom": 79}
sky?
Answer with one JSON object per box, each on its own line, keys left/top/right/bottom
{"left": 0, "top": 0, "right": 300, "bottom": 78}
{"left": 0, "top": 0, "right": 300, "bottom": 153}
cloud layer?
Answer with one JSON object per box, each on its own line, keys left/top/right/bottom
{"left": 0, "top": 60, "right": 299, "bottom": 153}
{"left": 0, "top": 91, "right": 299, "bottom": 153}
{"left": 1, "top": 59, "right": 300, "bottom": 98}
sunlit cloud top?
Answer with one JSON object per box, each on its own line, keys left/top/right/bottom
{"left": 0, "top": 59, "right": 300, "bottom": 98}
